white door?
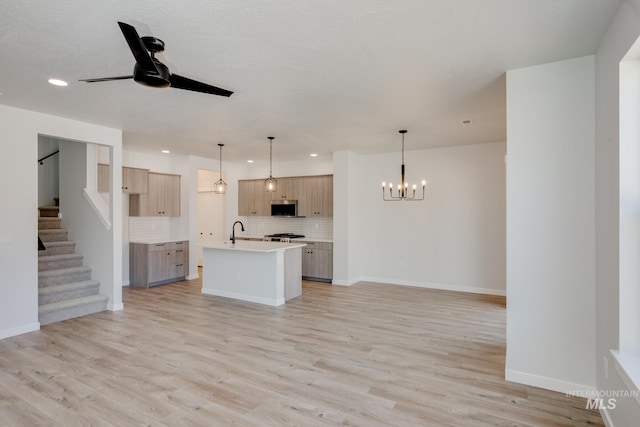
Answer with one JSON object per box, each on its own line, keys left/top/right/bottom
{"left": 197, "top": 170, "right": 225, "bottom": 266}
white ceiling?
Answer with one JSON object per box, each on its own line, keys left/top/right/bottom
{"left": 0, "top": 0, "right": 620, "bottom": 163}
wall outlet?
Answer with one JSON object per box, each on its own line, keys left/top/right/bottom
{"left": 603, "top": 356, "right": 609, "bottom": 379}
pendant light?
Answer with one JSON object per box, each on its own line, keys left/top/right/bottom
{"left": 265, "top": 136, "right": 277, "bottom": 192}
{"left": 382, "top": 130, "right": 426, "bottom": 201}
{"left": 213, "top": 143, "right": 227, "bottom": 194}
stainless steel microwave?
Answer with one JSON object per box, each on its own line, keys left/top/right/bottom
{"left": 271, "top": 200, "right": 298, "bottom": 217}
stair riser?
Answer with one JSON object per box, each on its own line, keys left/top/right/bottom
{"left": 39, "top": 284, "right": 100, "bottom": 305}
{"left": 38, "top": 258, "right": 83, "bottom": 272}
{"left": 38, "top": 219, "right": 62, "bottom": 230}
{"left": 39, "top": 231, "right": 69, "bottom": 242}
{"left": 39, "top": 271, "right": 92, "bottom": 287}
{"left": 38, "top": 244, "right": 76, "bottom": 257}
{"left": 39, "top": 298, "right": 108, "bottom": 326}
{"left": 39, "top": 209, "right": 59, "bottom": 218}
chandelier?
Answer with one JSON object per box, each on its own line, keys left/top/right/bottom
{"left": 265, "top": 136, "right": 277, "bottom": 192}
{"left": 382, "top": 130, "right": 426, "bottom": 201}
{"left": 213, "top": 143, "right": 227, "bottom": 194}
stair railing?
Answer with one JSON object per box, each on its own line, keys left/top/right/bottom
{"left": 38, "top": 150, "right": 59, "bottom": 165}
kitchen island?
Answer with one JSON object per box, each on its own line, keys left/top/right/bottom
{"left": 200, "top": 240, "right": 306, "bottom": 306}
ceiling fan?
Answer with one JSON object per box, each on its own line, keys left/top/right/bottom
{"left": 80, "top": 21, "right": 233, "bottom": 97}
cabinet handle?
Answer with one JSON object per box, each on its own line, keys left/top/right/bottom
{"left": 176, "top": 264, "right": 183, "bottom": 267}
{"left": 176, "top": 250, "right": 183, "bottom": 253}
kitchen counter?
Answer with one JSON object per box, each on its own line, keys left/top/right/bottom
{"left": 202, "top": 240, "right": 305, "bottom": 252}
{"left": 235, "top": 235, "right": 333, "bottom": 243}
{"left": 129, "top": 238, "right": 188, "bottom": 245}
{"left": 200, "top": 241, "right": 305, "bottom": 306}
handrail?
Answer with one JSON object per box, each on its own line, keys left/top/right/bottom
{"left": 38, "top": 150, "right": 59, "bottom": 165}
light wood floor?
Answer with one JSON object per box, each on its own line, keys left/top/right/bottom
{"left": 0, "top": 276, "right": 602, "bottom": 426}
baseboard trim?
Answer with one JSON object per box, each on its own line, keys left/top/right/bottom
{"left": 186, "top": 273, "right": 199, "bottom": 280}
{"left": 121, "top": 280, "right": 130, "bottom": 287}
{"left": 0, "top": 322, "right": 40, "bottom": 340}
{"left": 108, "top": 302, "right": 124, "bottom": 311}
{"left": 505, "top": 368, "right": 596, "bottom": 394}
{"left": 201, "top": 287, "right": 284, "bottom": 307}
{"left": 359, "top": 276, "right": 506, "bottom": 296}
{"left": 330, "top": 278, "right": 358, "bottom": 286}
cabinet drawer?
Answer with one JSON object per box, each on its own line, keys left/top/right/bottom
{"left": 148, "top": 243, "right": 169, "bottom": 252}
{"left": 169, "top": 241, "right": 187, "bottom": 250}
{"left": 301, "top": 241, "right": 332, "bottom": 250}
{"left": 171, "top": 262, "right": 187, "bottom": 278}
{"left": 171, "top": 249, "right": 186, "bottom": 263}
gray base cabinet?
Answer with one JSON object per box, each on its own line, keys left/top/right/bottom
{"left": 130, "top": 241, "right": 189, "bottom": 288}
{"left": 301, "top": 241, "right": 333, "bottom": 282}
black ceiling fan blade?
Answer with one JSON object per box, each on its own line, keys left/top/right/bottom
{"left": 79, "top": 75, "right": 133, "bottom": 83}
{"left": 117, "top": 21, "right": 158, "bottom": 72}
{"left": 169, "top": 74, "right": 233, "bottom": 97}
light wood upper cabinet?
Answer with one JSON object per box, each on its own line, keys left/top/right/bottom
{"left": 238, "top": 179, "right": 270, "bottom": 216}
{"left": 130, "top": 172, "right": 181, "bottom": 216}
{"left": 238, "top": 175, "right": 333, "bottom": 217}
{"left": 297, "top": 175, "right": 333, "bottom": 217}
{"left": 270, "top": 177, "right": 296, "bottom": 200}
{"left": 122, "top": 167, "right": 149, "bottom": 194}
{"left": 97, "top": 165, "right": 149, "bottom": 194}
{"left": 98, "top": 163, "right": 109, "bottom": 193}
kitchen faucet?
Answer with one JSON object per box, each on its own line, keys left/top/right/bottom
{"left": 230, "top": 220, "right": 245, "bottom": 244}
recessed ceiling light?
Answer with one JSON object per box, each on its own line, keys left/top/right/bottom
{"left": 247, "top": 160, "right": 254, "bottom": 163}
{"left": 161, "top": 150, "right": 170, "bottom": 154}
{"left": 310, "top": 153, "right": 318, "bottom": 157}
{"left": 48, "top": 78, "right": 68, "bottom": 87}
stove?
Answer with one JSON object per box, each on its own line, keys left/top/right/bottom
{"left": 265, "top": 233, "right": 305, "bottom": 241}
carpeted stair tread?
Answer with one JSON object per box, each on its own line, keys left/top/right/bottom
{"left": 38, "top": 217, "right": 63, "bottom": 229}
{"left": 39, "top": 280, "right": 100, "bottom": 305}
{"left": 38, "top": 253, "right": 84, "bottom": 271}
{"left": 39, "top": 265, "right": 91, "bottom": 278}
{"left": 38, "top": 241, "right": 76, "bottom": 256}
{"left": 38, "top": 206, "right": 60, "bottom": 217}
{"left": 38, "top": 229, "right": 69, "bottom": 242}
{"left": 38, "top": 294, "right": 108, "bottom": 325}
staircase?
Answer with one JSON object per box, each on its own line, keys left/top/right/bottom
{"left": 38, "top": 206, "right": 108, "bottom": 325}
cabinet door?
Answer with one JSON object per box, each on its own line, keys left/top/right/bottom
{"left": 98, "top": 163, "right": 109, "bottom": 193}
{"left": 130, "top": 172, "right": 181, "bottom": 216}
{"left": 238, "top": 179, "right": 270, "bottom": 216}
{"left": 298, "top": 175, "right": 333, "bottom": 217}
{"left": 148, "top": 250, "right": 170, "bottom": 283}
{"left": 270, "top": 177, "right": 295, "bottom": 200}
{"left": 122, "top": 167, "right": 149, "bottom": 194}
{"left": 238, "top": 180, "right": 256, "bottom": 215}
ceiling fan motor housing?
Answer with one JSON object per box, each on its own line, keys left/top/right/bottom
{"left": 133, "top": 60, "right": 170, "bottom": 88}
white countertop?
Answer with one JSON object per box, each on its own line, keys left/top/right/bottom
{"left": 236, "top": 234, "right": 333, "bottom": 243}
{"left": 201, "top": 240, "right": 306, "bottom": 253}
{"left": 129, "top": 238, "right": 188, "bottom": 244}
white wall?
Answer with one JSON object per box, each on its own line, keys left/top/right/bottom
{"left": 505, "top": 56, "right": 596, "bottom": 392}
{"left": 349, "top": 142, "right": 506, "bottom": 294}
{"left": 59, "top": 140, "right": 122, "bottom": 309}
{"left": 595, "top": 1, "right": 640, "bottom": 424}
{"left": 332, "top": 142, "right": 506, "bottom": 291}
{"left": 0, "top": 104, "right": 122, "bottom": 339}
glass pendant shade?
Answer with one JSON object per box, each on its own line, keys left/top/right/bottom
{"left": 265, "top": 136, "right": 277, "bottom": 192}
{"left": 214, "top": 143, "right": 227, "bottom": 194}
{"left": 265, "top": 176, "right": 277, "bottom": 192}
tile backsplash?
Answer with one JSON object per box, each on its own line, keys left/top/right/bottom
{"left": 240, "top": 216, "right": 333, "bottom": 240}
{"left": 129, "top": 217, "right": 171, "bottom": 241}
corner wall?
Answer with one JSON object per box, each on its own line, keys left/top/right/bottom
{"left": 505, "top": 55, "right": 596, "bottom": 392}
{"left": 595, "top": 1, "right": 640, "bottom": 424}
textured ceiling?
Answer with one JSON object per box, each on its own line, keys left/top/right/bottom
{"left": 0, "top": 0, "right": 620, "bottom": 162}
